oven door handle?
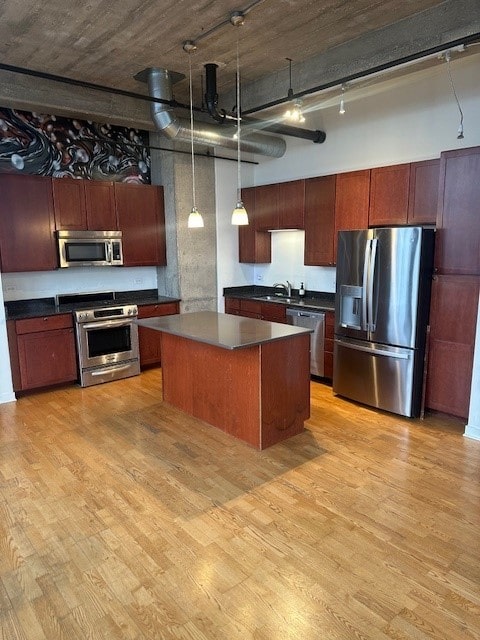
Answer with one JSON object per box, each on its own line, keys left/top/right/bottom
{"left": 80, "top": 319, "right": 135, "bottom": 330}
{"left": 90, "top": 363, "right": 135, "bottom": 376}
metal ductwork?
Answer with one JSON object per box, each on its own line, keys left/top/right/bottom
{"left": 203, "top": 62, "right": 326, "bottom": 144}
{"left": 135, "top": 67, "right": 286, "bottom": 158}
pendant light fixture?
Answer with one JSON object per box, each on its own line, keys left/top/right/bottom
{"left": 231, "top": 13, "right": 248, "bottom": 226}
{"left": 284, "top": 57, "right": 305, "bottom": 124}
{"left": 185, "top": 42, "right": 204, "bottom": 228}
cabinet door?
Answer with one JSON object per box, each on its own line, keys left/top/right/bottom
{"left": 137, "top": 302, "right": 179, "bottom": 367}
{"left": 7, "top": 318, "right": 78, "bottom": 393}
{"left": 0, "top": 174, "right": 56, "bottom": 272}
{"left": 278, "top": 180, "right": 305, "bottom": 229}
{"left": 425, "top": 274, "right": 479, "bottom": 418}
{"left": 224, "top": 298, "right": 241, "bottom": 315}
{"left": 255, "top": 184, "right": 279, "bottom": 231}
{"left": 52, "top": 178, "right": 87, "bottom": 229}
{"left": 304, "top": 175, "right": 336, "bottom": 266}
{"left": 408, "top": 159, "right": 440, "bottom": 225}
{"left": 368, "top": 164, "right": 410, "bottom": 226}
{"left": 115, "top": 183, "right": 166, "bottom": 266}
{"left": 334, "top": 169, "right": 370, "bottom": 257}
{"left": 261, "top": 302, "right": 287, "bottom": 323}
{"left": 239, "top": 187, "right": 271, "bottom": 264}
{"left": 436, "top": 146, "right": 480, "bottom": 275}
{"left": 85, "top": 181, "right": 117, "bottom": 230}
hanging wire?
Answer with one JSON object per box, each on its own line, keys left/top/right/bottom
{"left": 236, "top": 33, "right": 242, "bottom": 203}
{"left": 445, "top": 51, "right": 465, "bottom": 139}
{"left": 188, "top": 53, "right": 197, "bottom": 209}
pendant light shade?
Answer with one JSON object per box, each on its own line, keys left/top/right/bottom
{"left": 232, "top": 201, "right": 249, "bottom": 225}
{"left": 188, "top": 206, "right": 204, "bottom": 228}
{"left": 186, "top": 48, "right": 204, "bottom": 229}
{"left": 231, "top": 22, "right": 248, "bottom": 226}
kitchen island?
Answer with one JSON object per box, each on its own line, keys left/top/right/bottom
{"left": 136, "top": 311, "right": 312, "bottom": 449}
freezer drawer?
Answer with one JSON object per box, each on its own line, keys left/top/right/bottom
{"left": 333, "top": 337, "right": 418, "bottom": 417}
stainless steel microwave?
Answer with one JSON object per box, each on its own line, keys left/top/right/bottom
{"left": 56, "top": 230, "right": 123, "bottom": 268}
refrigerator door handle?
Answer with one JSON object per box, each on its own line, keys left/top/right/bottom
{"left": 362, "top": 239, "right": 371, "bottom": 331}
{"left": 336, "top": 339, "right": 411, "bottom": 360}
{"left": 367, "top": 238, "right": 378, "bottom": 332}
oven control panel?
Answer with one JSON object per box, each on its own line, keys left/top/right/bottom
{"left": 74, "top": 304, "right": 138, "bottom": 323}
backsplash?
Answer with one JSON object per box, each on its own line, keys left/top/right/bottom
{"left": 2, "top": 267, "right": 158, "bottom": 301}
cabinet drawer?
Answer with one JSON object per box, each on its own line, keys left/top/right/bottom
{"left": 137, "top": 302, "right": 179, "bottom": 318}
{"left": 325, "top": 338, "right": 334, "bottom": 354}
{"left": 240, "top": 299, "right": 262, "bottom": 314}
{"left": 15, "top": 314, "right": 73, "bottom": 334}
{"left": 324, "top": 352, "right": 334, "bottom": 379}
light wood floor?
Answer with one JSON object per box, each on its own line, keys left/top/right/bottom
{"left": 0, "top": 369, "right": 479, "bottom": 640}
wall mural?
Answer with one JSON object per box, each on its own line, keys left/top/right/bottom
{"left": 0, "top": 108, "right": 151, "bottom": 183}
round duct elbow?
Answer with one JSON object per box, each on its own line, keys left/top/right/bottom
{"left": 137, "top": 67, "right": 286, "bottom": 158}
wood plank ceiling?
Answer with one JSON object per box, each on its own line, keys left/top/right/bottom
{"left": 0, "top": 0, "right": 449, "bottom": 107}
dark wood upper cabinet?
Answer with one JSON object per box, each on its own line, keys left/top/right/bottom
{"left": 0, "top": 174, "right": 57, "bottom": 272}
{"left": 255, "top": 183, "right": 279, "bottom": 231}
{"left": 334, "top": 169, "right": 370, "bottom": 256}
{"left": 278, "top": 179, "right": 305, "bottom": 229}
{"left": 52, "top": 178, "right": 87, "bottom": 229}
{"left": 238, "top": 187, "right": 271, "bottom": 264}
{"left": 114, "top": 183, "right": 166, "bottom": 267}
{"left": 53, "top": 178, "right": 116, "bottom": 230}
{"left": 436, "top": 146, "right": 480, "bottom": 276}
{"left": 84, "top": 180, "right": 117, "bottom": 230}
{"left": 407, "top": 159, "right": 440, "bottom": 225}
{"left": 304, "top": 175, "right": 336, "bottom": 266}
{"left": 368, "top": 163, "right": 410, "bottom": 227}
{"left": 425, "top": 274, "right": 479, "bottom": 418}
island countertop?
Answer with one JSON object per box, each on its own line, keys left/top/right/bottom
{"left": 136, "top": 310, "right": 312, "bottom": 350}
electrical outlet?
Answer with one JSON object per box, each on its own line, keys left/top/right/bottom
{"left": 134, "top": 278, "right": 143, "bottom": 285}
{"left": 256, "top": 274, "right": 263, "bottom": 281}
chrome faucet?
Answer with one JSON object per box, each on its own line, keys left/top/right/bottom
{"left": 273, "top": 281, "right": 292, "bottom": 297}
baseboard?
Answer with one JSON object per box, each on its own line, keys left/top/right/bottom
{"left": 0, "top": 391, "right": 16, "bottom": 404}
{"left": 464, "top": 424, "right": 480, "bottom": 441}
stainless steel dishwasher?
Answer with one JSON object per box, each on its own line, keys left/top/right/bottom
{"left": 286, "top": 308, "right": 325, "bottom": 376}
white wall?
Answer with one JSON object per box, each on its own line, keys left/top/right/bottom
{"left": 0, "top": 275, "right": 15, "bottom": 403}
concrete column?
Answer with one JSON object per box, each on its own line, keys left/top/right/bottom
{"left": 465, "top": 291, "right": 480, "bottom": 440}
{"left": 150, "top": 132, "right": 217, "bottom": 312}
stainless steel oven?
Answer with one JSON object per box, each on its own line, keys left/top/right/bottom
{"left": 74, "top": 304, "right": 140, "bottom": 387}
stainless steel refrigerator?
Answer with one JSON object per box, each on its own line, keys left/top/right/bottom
{"left": 333, "top": 226, "right": 435, "bottom": 418}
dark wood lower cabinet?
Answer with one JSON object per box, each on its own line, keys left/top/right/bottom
{"left": 137, "top": 302, "right": 180, "bottom": 367}
{"left": 225, "top": 297, "right": 335, "bottom": 381}
{"left": 7, "top": 314, "right": 77, "bottom": 391}
{"left": 425, "top": 275, "right": 479, "bottom": 418}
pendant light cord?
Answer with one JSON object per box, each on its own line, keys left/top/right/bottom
{"left": 188, "top": 53, "right": 197, "bottom": 209}
{"left": 236, "top": 34, "right": 241, "bottom": 203}
{"left": 445, "top": 51, "right": 464, "bottom": 138}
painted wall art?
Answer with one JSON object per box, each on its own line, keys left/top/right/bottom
{"left": 0, "top": 108, "right": 151, "bottom": 183}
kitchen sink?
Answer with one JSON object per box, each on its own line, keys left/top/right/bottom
{"left": 253, "top": 295, "right": 298, "bottom": 303}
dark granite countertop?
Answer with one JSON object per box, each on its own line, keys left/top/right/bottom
{"left": 137, "top": 311, "right": 312, "bottom": 350}
{"left": 5, "top": 289, "right": 181, "bottom": 320}
{"left": 224, "top": 285, "right": 335, "bottom": 312}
